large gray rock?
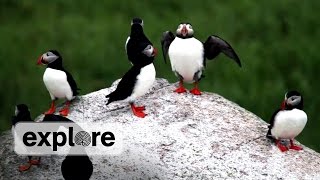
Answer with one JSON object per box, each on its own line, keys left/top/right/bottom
{"left": 1, "top": 78, "right": 320, "bottom": 180}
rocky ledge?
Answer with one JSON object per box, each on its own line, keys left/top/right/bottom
{"left": 1, "top": 78, "right": 320, "bottom": 179}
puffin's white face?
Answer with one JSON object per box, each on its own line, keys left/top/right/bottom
{"left": 37, "top": 51, "right": 59, "bottom": 65}
{"left": 176, "top": 23, "right": 194, "bottom": 37}
{"left": 286, "top": 95, "right": 302, "bottom": 106}
{"left": 142, "top": 45, "right": 157, "bottom": 57}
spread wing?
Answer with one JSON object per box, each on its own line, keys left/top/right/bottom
{"left": 160, "top": 31, "right": 175, "bottom": 64}
{"left": 204, "top": 35, "right": 242, "bottom": 67}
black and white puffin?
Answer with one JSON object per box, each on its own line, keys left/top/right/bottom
{"left": 37, "top": 50, "right": 79, "bottom": 116}
{"left": 125, "top": 17, "right": 155, "bottom": 65}
{"left": 106, "top": 44, "right": 157, "bottom": 118}
{"left": 266, "top": 90, "right": 307, "bottom": 152}
{"left": 161, "top": 22, "right": 241, "bottom": 95}
{"left": 12, "top": 104, "right": 41, "bottom": 171}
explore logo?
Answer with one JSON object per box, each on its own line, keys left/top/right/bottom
{"left": 13, "top": 122, "right": 123, "bottom": 155}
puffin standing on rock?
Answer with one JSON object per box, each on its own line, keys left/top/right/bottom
{"left": 45, "top": 115, "right": 93, "bottom": 180}
{"left": 37, "top": 50, "right": 79, "bottom": 116}
{"left": 267, "top": 90, "right": 307, "bottom": 152}
{"left": 12, "top": 106, "right": 77, "bottom": 172}
{"left": 125, "top": 17, "right": 154, "bottom": 65}
{"left": 161, "top": 22, "right": 241, "bottom": 95}
{"left": 106, "top": 44, "right": 157, "bottom": 118}
{"left": 12, "top": 104, "right": 41, "bottom": 171}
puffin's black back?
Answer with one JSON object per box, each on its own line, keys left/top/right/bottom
{"left": 61, "top": 155, "right": 93, "bottom": 180}
{"left": 46, "top": 51, "right": 80, "bottom": 96}
{"left": 12, "top": 104, "right": 32, "bottom": 126}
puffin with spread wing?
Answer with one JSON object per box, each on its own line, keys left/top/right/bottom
{"left": 161, "top": 22, "right": 241, "bottom": 95}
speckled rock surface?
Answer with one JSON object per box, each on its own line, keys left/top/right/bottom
{"left": 1, "top": 78, "right": 320, "bottom": 180}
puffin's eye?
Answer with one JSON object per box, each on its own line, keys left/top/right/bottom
{"left": 46, "top": 53, "right": 50, "bottom": 56}
{"left": 188, "top": 25, "right": 193, "bottom": 29}
{"left": 145, "top": 45, "right": 152, "bottom": 50}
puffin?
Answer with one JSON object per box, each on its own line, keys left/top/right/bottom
{"left": 12, "top": 104, "right": 41, "bottom": 171}
{"left": 125, "top": 17, "right": 154, "bottom": 65}
{"left": 266, "top": 90, "right": 307, "bottom": 152}
{"left": 106, "top": 44, "right": 157, "bottom": 118}
{"left": 161, "top": 22, "right": 241, "bottom": 95}
{"left": 39, "top": 114, "right": 93, "bottom": 179}
{"left": 37, "top": 50, "right": 79, "bottom": 116}
{"left": 53, "top": 116, "right": 93, "bottom": 180}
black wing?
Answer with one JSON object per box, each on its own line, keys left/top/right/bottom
{"left": 64, "top": 69, "right": 80, "bottom": 96}
{"left": 266, "top": 108, "right": 281, "bottom": 140}
{"left": 204, "top": 35, "right": 242, "bottom": 67}
{"left": 106, "top": 66, "right": 141, "bottom": 105}
{"left": 160, "top": 31, "right": 175, "bottom": 64}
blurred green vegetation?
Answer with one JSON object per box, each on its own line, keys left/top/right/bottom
{"left": 0, "top": 1, "right": 319, "bottom": 152}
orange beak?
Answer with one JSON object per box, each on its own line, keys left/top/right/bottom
{"left": 181, "top": 25, "right": 188, "bottom": 36}
{"left": 153, "top": 47, "right": 158, "bottom": 56}
{"left": 37, "top": 55, "right": 43, "bottom": 65}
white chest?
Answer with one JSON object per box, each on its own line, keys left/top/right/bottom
{"left": 128, "top": 63, "right": 156, "bottom": 101}
{"left": 43, "top": 68, "right": 73, "bottom": 99}
{"left": 271, "top": 109, "right": 308, "bottom": 139}
{"left": 168, "top": 37, "right": 204, "bottom": 82}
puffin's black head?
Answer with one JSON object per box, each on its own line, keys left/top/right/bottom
{"left": 281, "top": 90, "right": 303, "bottom": 110}
{"left": 176, "top": 22, "right": 194, "bottom": 38}
{"left": 131, "top": 17, "right": 143, "bottom": 26}
{"left": 37, "top": 50, "right": 62, "bottom": 65}
{"left": 12, "top": 104, "right": 31, "bottom": 126}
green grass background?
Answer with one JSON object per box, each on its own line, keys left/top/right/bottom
{"left": 0, "top": 1, "right": 319, "bottom": 152}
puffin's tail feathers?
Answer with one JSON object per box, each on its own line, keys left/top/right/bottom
{"left": 106, "top": 100, "right": 112, "bottom": 105}
{"left": 105, "top": 93, "right": 114, "bottom": 105}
